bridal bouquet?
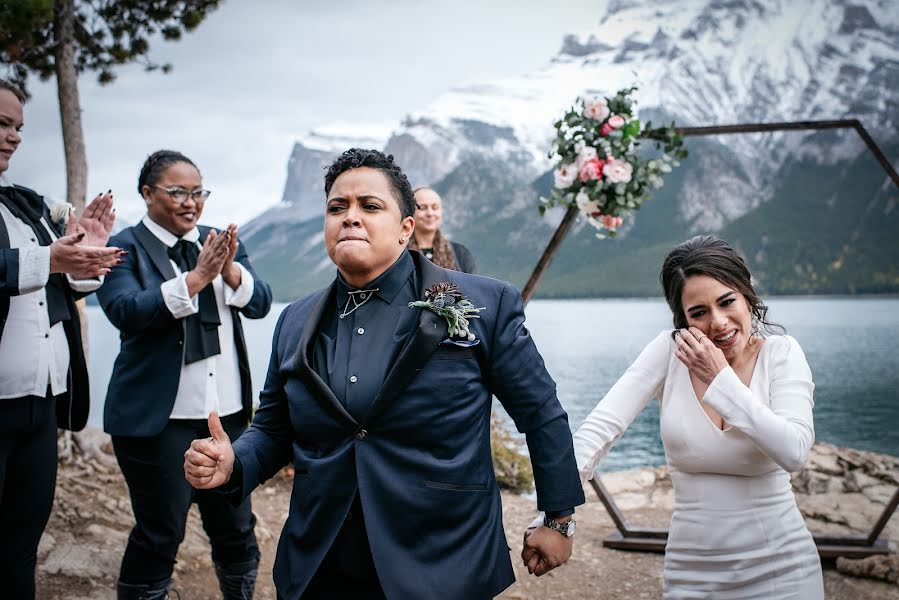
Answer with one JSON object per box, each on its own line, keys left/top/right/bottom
{"left": 542, "top": 86, "right": 687, "bottom": 237}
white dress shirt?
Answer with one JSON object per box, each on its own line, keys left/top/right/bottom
{"left": 0, "top": 175, "right": 102, "bottom": 399}
{"left": 141, "top": 216, "right": 254, "bottom": 419}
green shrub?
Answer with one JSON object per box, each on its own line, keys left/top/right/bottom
{"left": 490, "top": 412, "right": 534, "bottom": 494}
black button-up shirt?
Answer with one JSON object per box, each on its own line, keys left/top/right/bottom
{"left": 312, "top": 250, "right": 419, "bottom": 421}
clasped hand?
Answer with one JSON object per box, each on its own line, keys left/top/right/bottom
{"left": 521, "top": 522, "right": 573, "bottom": 577}
{"left": 674, "top": 327, "right": 729, "bottom": 384}
{"left": 184, "top": 411, "right": 235, "bottom": 489}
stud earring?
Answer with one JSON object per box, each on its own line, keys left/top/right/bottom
{"left": 399, "top": 237, "right": 406, "bottom": 245}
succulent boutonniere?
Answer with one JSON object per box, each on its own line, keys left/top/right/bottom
{"left": 49, "top": 202, "right": 75, "bottom": 227}
{"left": 409, "top": 282, "right": 485, "bottom": 342}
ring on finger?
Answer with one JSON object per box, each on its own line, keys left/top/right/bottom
{"left": 696, "top": 335, "right": 707, "bottom": 343}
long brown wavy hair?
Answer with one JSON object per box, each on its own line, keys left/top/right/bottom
{"left": 409, "top": 187, "right": 459, "bottom": 271}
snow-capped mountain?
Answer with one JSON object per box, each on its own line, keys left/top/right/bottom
{"left": 245, "top": 0, "right": 899, "bottom": 300}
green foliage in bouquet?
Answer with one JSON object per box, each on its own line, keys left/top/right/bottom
{"left": 542, "top": 87, "right": 688, "bottom": 238}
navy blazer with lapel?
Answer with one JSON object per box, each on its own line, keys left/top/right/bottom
{"left": 97, "top": 222, "right": 273, "bottom": 437}
{"left": 231, "top": 251, "right": 584, "bottom": 600}
{"left": 0, "top": 185, "right": 90, "bottom": 431}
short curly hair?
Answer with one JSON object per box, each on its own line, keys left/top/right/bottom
{"left": 323, "top": 148, "right": 416, "bottom": 219}
{"left": 137, "top": 150, "right": 199, "bottom": 195}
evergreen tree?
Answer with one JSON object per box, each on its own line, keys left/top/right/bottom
{"left": 0, "top": 0, "right": 221, "bottom": 208}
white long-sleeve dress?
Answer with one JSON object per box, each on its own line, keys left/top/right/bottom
{"left": 574, "top": 331, "right": 824, "bottom": 599}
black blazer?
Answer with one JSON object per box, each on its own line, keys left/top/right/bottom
{"left": 97, "top": 222, "right": 273, "bottom": 437}
{"left": 230, "top": 251, "right": 584, "bottom": 599}
{"left": 0, "top": 185, "right": 90, "bottom": 431}
{"left": 449, "top": 239, "right": 477, "bottom": 274}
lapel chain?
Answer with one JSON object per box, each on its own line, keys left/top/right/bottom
{"left": 340, "top": 288, "right": 379, "bottom": 319}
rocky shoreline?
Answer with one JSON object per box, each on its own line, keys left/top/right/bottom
{"left": 37, "top": 434, "right": 899, "bottom": 599}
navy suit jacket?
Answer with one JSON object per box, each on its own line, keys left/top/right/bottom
{"left": 98, "top": 222, "right": 272, "bottom": 437}
{"left": 0, "top": 185, "right": 90, "bottom": 430}
{"left": 231, "top": 251, "right": 584, "bottom": 599}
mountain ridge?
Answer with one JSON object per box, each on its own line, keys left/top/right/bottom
{"left": 243, "top": 0, "right": 899, "bottom": 302}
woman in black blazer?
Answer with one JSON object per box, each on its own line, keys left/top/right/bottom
{"left": 408, "top": 186, "right": 477, "bottom": 273}
{"left": 97, "top": 150, "right": 272, "bottom": 600}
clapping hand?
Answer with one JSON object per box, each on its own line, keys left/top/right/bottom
{"left": 66, "top": 191, "right": 116, "bottom": 247}
{"left": 185, "top": 228, "right": 231, "bottom": 296}
{"left": 184, "top": 411, "right": 235, "bottom": 489}
{"left": 220, "top": 223, "right": 242, "bottom": 289}
{"left": 522, "top": 522, "right": 573, "bottom": 577}
{"left": 50, "top": 191, "right": 123, "bottom": 279}
{"left": 674, "top": 327, "right": 729, "bottom": 384}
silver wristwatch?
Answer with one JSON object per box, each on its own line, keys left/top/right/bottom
{"left": 543, "top": 515, "right": 576, "bottom": 537}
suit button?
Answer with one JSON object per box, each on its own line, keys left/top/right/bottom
{"left": 356, "top": 429, "right": 368, "bottom": 440}
{"left": 349, "top": 375, "right": 358, "bottom": 383}
{"left": 356, "top": 327, "right": 364, "bottom": 335}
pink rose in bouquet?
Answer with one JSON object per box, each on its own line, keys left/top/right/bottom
{"left": 583, "top": 98, "right": 610, "bottom": 122}
{"left": 601, "top": 214, "right": 624, "bottom": 229}
{"left": 578, "top": 157, "right": 606, "bottom": 182}
{"left": 599, "top": 122, "right": 614, "bottom": 136}
{"left": 602, "top": 158, "right": 633, "bottom": 183}
{"left": 608, "top": 115, "right": 625, "bottom": 129}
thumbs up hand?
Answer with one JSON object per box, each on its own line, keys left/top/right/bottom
{"left": 184, "top": 411, "right": 235, "bottom": 489}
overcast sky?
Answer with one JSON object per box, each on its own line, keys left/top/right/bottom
{"left": 6, "top": 0, "right": 600, "bottom": 227}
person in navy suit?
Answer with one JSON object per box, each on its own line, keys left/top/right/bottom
{"left": 98, "top": 150, "right": 272, "bottom": 600}
{"left": 0, "top": 78, "right": 121, "bottom": 600}
{"left": 185, "top": 148, "right": 584, "bottom": 600}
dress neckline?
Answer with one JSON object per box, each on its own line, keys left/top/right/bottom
{"left": 687, "top": 337, "right": 769, "bottom": 433}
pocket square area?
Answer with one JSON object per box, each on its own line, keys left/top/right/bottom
{"left": 440, "top": 338, "right": 481, "bottom": 348}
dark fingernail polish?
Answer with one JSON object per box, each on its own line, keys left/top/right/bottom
{"left": 77, "top": 232, "right": 85, "bottom": 239}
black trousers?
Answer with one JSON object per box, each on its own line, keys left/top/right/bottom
{"left": 297, "top": 494, "right": 385, "bottom": 600}
{"left": 112, "top": 412, "right": 259, "bottom": 584}
{"left": 0, "top": 392, "right": 59, "bottom": 600}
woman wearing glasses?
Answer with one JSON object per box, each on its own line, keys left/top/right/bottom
{"left": 97, "top": 150, "right": 272, "bottom": 600}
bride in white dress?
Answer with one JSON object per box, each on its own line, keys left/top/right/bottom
{"left": 571, "top": 236, "right": 824, "bottom": 599}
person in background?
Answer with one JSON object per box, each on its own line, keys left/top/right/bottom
{"left": 543, "top": 235, "right": 823, "bottom": 599}
{"left": 0, "top": 78, "right": 121, "bottom": 599}
{"left": 97, "top": 150, "right": 272, "bottom": 600}
{"left": 408, "top": 186, "right": 476, "bottom": 273}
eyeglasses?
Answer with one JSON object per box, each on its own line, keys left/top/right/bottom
{"left": 151, "top": 186, "right": 211, "bottom": 204}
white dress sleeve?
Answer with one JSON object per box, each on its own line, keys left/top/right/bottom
{"left": 573, "top": 330, "right": 672, "bottom": 483}
{"left": 702, "top": 335, "right": 815, "bottom": 473}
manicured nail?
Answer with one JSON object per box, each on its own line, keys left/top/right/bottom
{"left": 77, "top": 232, "right": 85, "bottom": 239}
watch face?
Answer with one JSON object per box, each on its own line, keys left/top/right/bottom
{"left": 565, "top": 520, "right": 576, "bottom": 537}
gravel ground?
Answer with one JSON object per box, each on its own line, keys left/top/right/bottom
{"left": 36, "top": 467, "right": 899, "bottom": 599}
